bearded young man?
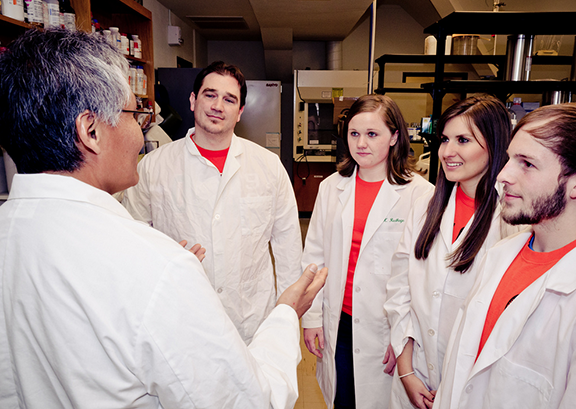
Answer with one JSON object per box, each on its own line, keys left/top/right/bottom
{"left": 433, "top": 103, "right": 576, "bottom": 409}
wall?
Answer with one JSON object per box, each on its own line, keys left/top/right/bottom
{"left": 343, "top": 5, "right": 427, "bottom": 70}
{"left": 198, "top": 5, "right": 430, "bottom": 176}
{"left": 344, "top": 5, "right": 433, "bottom": 123}
{"left": 143, "top": 0, "right": 205, "bottom": 68}
{"left": 207, "top": 41, "right": 266, "bottom": 79}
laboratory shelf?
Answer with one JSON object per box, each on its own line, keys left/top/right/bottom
{"left": 375, "top": 11, "right": 576, "bottom": 183}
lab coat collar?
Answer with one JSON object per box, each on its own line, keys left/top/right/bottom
{"left": 184, "top": 129, "right": 242, "bottom": 199}
{"left": 7, "top": 173, "right": 134, "bottom": 221}
{"left": 184, "top": 128, "right": 244, "bottom": 156}
{"left": 336, "top": 167, "right": 402, "bottom": 260}
{"left": 471, "top": 230, "right": 576, "bottom": 377}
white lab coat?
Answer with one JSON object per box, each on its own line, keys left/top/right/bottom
{"left": 385, "top": 185, "right": 517, "bottom": 408}
{"left": 434, "top": 230, "right": 576, "bottom": 409}
{"left": 123, "top": 129, "right": 302, "bottom": 343}
{"left": 301, "top": 169, "right": 433, "bottom": 409}
{"left": 0, "top": 174, "right": 301, "bottom": 409}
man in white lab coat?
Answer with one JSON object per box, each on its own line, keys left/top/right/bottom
{"left": 0, "top": 28, "right": 326, "bottom": 409}
{"left": 434, "top": 103, "right": 576, "bottom": 409}
{"left": 123, "top": 61, "right": 302, "bottom": 344}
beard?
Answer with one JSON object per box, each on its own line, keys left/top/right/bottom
{"left": 502, "top": 178, "right": 567, "bottom": 225}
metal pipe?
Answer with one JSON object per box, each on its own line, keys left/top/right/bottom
{"left": 327, "top": 41, "right": 343, "bottom": 70}
{"left": 368, "top": 0, "right": 377, "bottom": 94}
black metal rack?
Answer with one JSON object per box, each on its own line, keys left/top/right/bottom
{"left": 375, "top": 11, "right": 576, "bottom": 183}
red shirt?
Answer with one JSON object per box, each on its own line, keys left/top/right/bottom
{"left": 477, "top": 235, "right": 576, "bottom": 357}
{"left": 342, "top": 174, "right": 384, "bottom": 316}
{"left": 453, "top": 185, "right": 475, "bottom": 243}
{"left": 191, "top": 134, "right": 229, "bottom": 173}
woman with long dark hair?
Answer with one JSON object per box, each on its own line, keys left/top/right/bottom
{"left": 385, "top": 95, "right": 518, "bottom": 409}
{"left": 301, "top": 94, "right": 433, "bottom": 409}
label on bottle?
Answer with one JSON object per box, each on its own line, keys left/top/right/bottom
{"left": 63, "top": 12, "right": 75, "bottom": 30}
{"left": 45, "top": 2, "right": 59, "bottom": 28}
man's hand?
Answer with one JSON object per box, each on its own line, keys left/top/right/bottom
{"left": 303, "top": 327, "right": 325, "bottom": 358}
{"left": 276, "top": 263, "right": 327, "bottom": 318}
{"left": 179, "top": 240, "right": 207, "bottom": 263}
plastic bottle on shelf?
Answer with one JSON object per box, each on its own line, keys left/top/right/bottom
{"left": 130, "top": 34, "right": 142, "bottom": 59}
{"left": 120, "top": 33, "right": 130, "bottom": 55}
{"left": 109, "top": 26, "right": 120, "bottom": 49}
{"left": 43, "top": 0, "right": 60, "bottom": 28}
{"left": 141, "top": 70, "right": 147, "bottom": 96}
{"left": 59, "top": 0, "right": 75, "bottom": 31}
{"left": 24, "top": 0, "right": 43, "bottom": 25}
{"left": 136, "top": 66, "right": 144, "bottom": 95}
{"left": 129, "top": 66, "right": 137, "bottom": 93}
{"left": 102, "top": 29, "right": 112, "bottom": 45}
{"left": 2, "top": 0, "right": 25, "bottom": 21}
{"left": 510, "top": 97, "right": 527, "bottom": 123}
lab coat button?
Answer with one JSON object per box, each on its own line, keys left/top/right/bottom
{"left": 465, "top": 384, "right": 473, "bottom": 394}
{"left": 217, "top": 287, "right": 223, "bottom": 293}
{"left": 355, "top": 287, "right": 361, "bottom": 293}
{"left": 354, "top": 318, "right": 360, "bottom": 324}
{"left": 354, "top": 348, "right": 360, "bottom": 354}
{"left": 428, "top": 329, "right": 435, "bottom": 337}
{"left": 428, "top": 363, "right": 434, "bottom": 371}
{"left": 214, "top": 214, "right": 220, "bottom": 220}
{"left": 432, "top": 291, "right": 440, "bottom": 298}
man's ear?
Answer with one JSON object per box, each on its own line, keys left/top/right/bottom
{"left": 568, "top": 174, "right": 576, "bottom": 200}
{"left": 76, "top": 110, "right": 101, "bottom": 155}
{"left": 236, "top": 106, "right": 244, "bottom": 123}
{"left": 189, "top": 92, "right": 196, "bottom": 112}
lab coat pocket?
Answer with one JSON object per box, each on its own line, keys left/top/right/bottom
{"left": 371, "top": 231, "right": 402, "bottom": 275}
{"left": 483, "top": 356, "right": 552, "bottom": 409}
{"left": 240, "top": 196, "right": 273, "bottom": 236}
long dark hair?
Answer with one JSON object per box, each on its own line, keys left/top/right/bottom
{"left": 337, "top": 94, "right": 415, "bottom": 185}
{"left": 414, "top": 95, "right": 511, "bottom": 273}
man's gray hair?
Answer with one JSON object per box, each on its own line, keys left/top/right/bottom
{"left": 0, "top": 28, "right": 132, "bottom": 173}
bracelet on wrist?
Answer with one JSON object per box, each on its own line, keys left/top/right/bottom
{"left": 398, "top": 371, "right": 415, "bottom": 379}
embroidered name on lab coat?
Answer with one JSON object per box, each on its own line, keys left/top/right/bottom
{"left": 383, "top": 218, "right": 405, "bottom": 223}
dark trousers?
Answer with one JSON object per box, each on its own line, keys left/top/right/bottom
{"left": 334, "top": 312, "right": 355, "bottom": 409}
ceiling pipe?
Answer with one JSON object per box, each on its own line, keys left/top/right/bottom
{"left": 368, "top": 0, "right": 377, "bottom": 94}
{"left": 327, "top": 41, "right": 343, "bottom": 70}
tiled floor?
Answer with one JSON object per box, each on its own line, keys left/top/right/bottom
{"left": 296, "top": 217, "right": 328, "bottom": 409}
{"left": 295, "top": 325, "right": 327, "bottom": 409}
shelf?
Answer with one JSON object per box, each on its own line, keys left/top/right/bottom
{"left": 378, "top": 11, "right": 576, "bottom": 184}
{"left": 0, "top": 14, "right": 31, "bottom": 46}
{"left": 375, "top": 54, "right": 507, "bottom": 66}
{"left": 91, "top": 0, "right": 151, "bottom": 20}
{"left": 425, "top": 11, "right": 576, "bottom": 36}
{"left": 376, "top": 54, "right": 574, "bottom": 67}
{"left": 126, "top": 55, "right": 149, "bottom": 65}
{"left": 0, "top": 14, "right": 30, "bottom": 29}
{"left": 421, "top": 80, "right": 576, "bottom": 94}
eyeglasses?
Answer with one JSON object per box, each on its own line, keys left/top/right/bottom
{"left": 122, "top": 109, "right": 153, "bottom": 121}
{"left": 122, "top": 109, "right": 153, "bottom": 131}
